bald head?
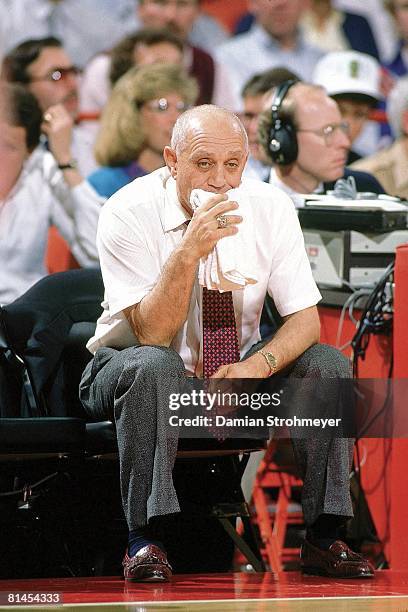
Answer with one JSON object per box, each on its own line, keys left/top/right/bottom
{"left": 285, "top": 82, "right": 336, "bottom": 122}
{"left": 171, "top": 105, "right": 248, "bottom": 155}
{"left": 164, "top": 104, "right": 249, "bottom": 211}
{"left": 263, "top": 82, "right": 328, "bottom": 126}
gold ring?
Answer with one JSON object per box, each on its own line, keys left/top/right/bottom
{"left": 43, "top": 112, "right": 53, "bottom": 122}
{"left": 216, "top": 215, "right": 228, "bottom": 229}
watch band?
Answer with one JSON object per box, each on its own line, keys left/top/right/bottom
{"left": 57, "top": 159, "right": 77, "bottom": 170}
{"left": 259, "top": 348, "right": 278, "bottom": 375}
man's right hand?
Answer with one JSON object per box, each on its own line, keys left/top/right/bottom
{"left": 181, "top": 193, "right": 243, "bottom": 261}
{"left": 41, "top": 103, "right": 74, "bottom": 166}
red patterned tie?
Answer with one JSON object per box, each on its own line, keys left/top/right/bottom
{"left": 202, "top": 286, "right": 241, "bottom": 378}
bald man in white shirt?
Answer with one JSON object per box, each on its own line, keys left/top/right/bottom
{"left": 79, "top": 105, "right": 374, "bottom": 583}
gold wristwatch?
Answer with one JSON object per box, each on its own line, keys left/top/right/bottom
{"left": 259, "top": 349, "right": 278, "bottom": 375}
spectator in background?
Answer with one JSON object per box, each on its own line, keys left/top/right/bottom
{"left": 136, "top": 0, "right": 232, "bottom": 107}
{"left": 384, "top": 0, "right": 408, "bottom": 76}
{"left": 351, "top": 76, "right": 408, "bottom": 199}
{"left": 313, "top": 51, "right": 382, "bottom": 163}
{"left": 216, "top": 0, "right": 323, "bottom": 111}
{"left": 0, "top": 0, "right": 138, "bottom": 69}
{"left": 300, "top": 0, "right": 379, "bottom": 58}
{"left": 237, "top": 0, "right": 380, "bottom": 60}
{"left": 81, "top": 0, "right": 235, "bottom": 112}
{"left": 88, "top": 64, "right": 197, "bottom": 199}
{"left": 80, "top": 29, "right": 184, "bottom": 116}
{"left": 258, "top": 82, "right": 384, "bottom": 209}
{"left": 241, "top": 67, "right": 299, "bottom": 181}
{"left": 0, "top": 82, "right": 103, "bottom": 305}
{"left": 134, "top": 0, "right": 229, "bottom": 52}
{"left": 3, "top": 37, "right": 97, "bottom": 175}
{"left": 110, "top": 31, "right": 183, "bottom": 85}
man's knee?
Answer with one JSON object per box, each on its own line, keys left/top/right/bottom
{"left": 119, "top": 345, "right": 186, "bottom": 388}
{"left": 113, "top": 346, "right": 186, "bottom": 425}
{"left": 292, "top": 343, "right": 351, "bottom": 378}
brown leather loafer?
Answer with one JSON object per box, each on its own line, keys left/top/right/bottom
{"left": 122, "top": 545, "right": 172, "bottom": 582}
{"left": 301, "top": 539, "right": 375, "bottom": 578}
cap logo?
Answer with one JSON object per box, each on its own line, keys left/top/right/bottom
{"left": 350, "top": 60, "right": 359, "bottom": 79}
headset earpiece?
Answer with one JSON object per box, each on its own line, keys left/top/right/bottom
{"left": 268, "top": 80, "right": 298, "bottom": 166}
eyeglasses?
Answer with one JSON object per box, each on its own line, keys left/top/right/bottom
{"left": 29, "top": 66, "right": 81, "bottom": 83}
{"left": 297, "top": 121, "right": 350, "bottom": 145}
{"left": 141, "top": 98, "right": 190, "bottom": 113}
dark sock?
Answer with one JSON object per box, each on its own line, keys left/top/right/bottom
{"left": 128, "top": 528, "right": 164, "bottom": 558}
{"left": 306, "top": 514, "right": 345, "bottom": 550}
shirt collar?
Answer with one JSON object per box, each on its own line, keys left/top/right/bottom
{"left": 163, "top": 173, "right": 191, "bottom": 232}
{"left": 268, "top": 168, "right": 324, "bottom": 208}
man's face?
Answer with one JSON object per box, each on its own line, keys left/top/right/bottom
{"left": 164, "top": 116, "right": 248, "bottom": 210}
{"left": 0, "top": 117, "right": 29, "bottom": 199}
{"left": 242, "top": 93, "right": 269, "bottom": 161}
{"left": 248, "top": 0, "right": 304, "bottom": 40}
{"left": 138, "top": 0, "right": 199, "bottom": 41}
{"left": 335, "top": 99, "right": 372, "bottom": 144}
{"left": 295, "top": 92, "right": 350, "bottom": 184}
{"left": 392, "top": 1, "right": 408, "bottom": 41}
{"left": 26, "top": 46, "right": 79, "bottom": 118}
{"left": 133, "top": 41, "right": 183, "bottom": 66}
{"left": 140, "top": 92, "right": 188, "bottom": 156}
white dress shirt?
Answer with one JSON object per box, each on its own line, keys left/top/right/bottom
{"left": 268, "top": 168, "right": 308, "bottom": 209}
{"left": 87, "top": 167, "right": 321, "bottom": 375}
{"left": 0, "top": 147, "right": 104, "bottom": 304}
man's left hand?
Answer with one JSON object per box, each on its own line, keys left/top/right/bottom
{"left": 210, "top": 354, "right": 270, "bottom": 379}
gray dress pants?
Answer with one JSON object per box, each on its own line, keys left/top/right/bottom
{"left": 79, "top": 343, "right": 354, "bottom": 530}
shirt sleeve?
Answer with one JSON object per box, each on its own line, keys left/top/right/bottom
{"left": 45, "top": 155, "right": 105, "bottom": 266}
{"left": 96, "top": 204, "right": 161, "bottom": 317}
{"left": 267, "top": 193, "right": 322, "bottom": 316}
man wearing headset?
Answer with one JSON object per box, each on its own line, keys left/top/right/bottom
{"left": 259, "top": 80, "right": 384, "bottom": 208}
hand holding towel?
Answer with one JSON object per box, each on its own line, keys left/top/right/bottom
{"left": 190, "top": 186, "right": 258, "bottom": 291}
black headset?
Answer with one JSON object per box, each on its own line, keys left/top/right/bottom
{"left": 268, "top": 79, "right": 298, "bottom": 166}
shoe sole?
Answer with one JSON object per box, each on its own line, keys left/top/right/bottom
{"left": 125, "top": 575, "right": 170, "bottom": 582}
{"left": 124, "top": 563, "right": 171, "bottom": 582}
{"left": 302, "top": 566, "right": 374, "bottom": 578}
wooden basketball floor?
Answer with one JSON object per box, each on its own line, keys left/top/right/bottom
{"left": 1, "top": 570, "right": 408, "bottom": 611}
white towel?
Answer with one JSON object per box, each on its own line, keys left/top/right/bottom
{"left": 190, "top": 187, "right": 258, "bottom": 292}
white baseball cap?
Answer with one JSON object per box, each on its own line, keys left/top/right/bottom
{"left": 312, "top": 51, "right": 382, "bottom": 102}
